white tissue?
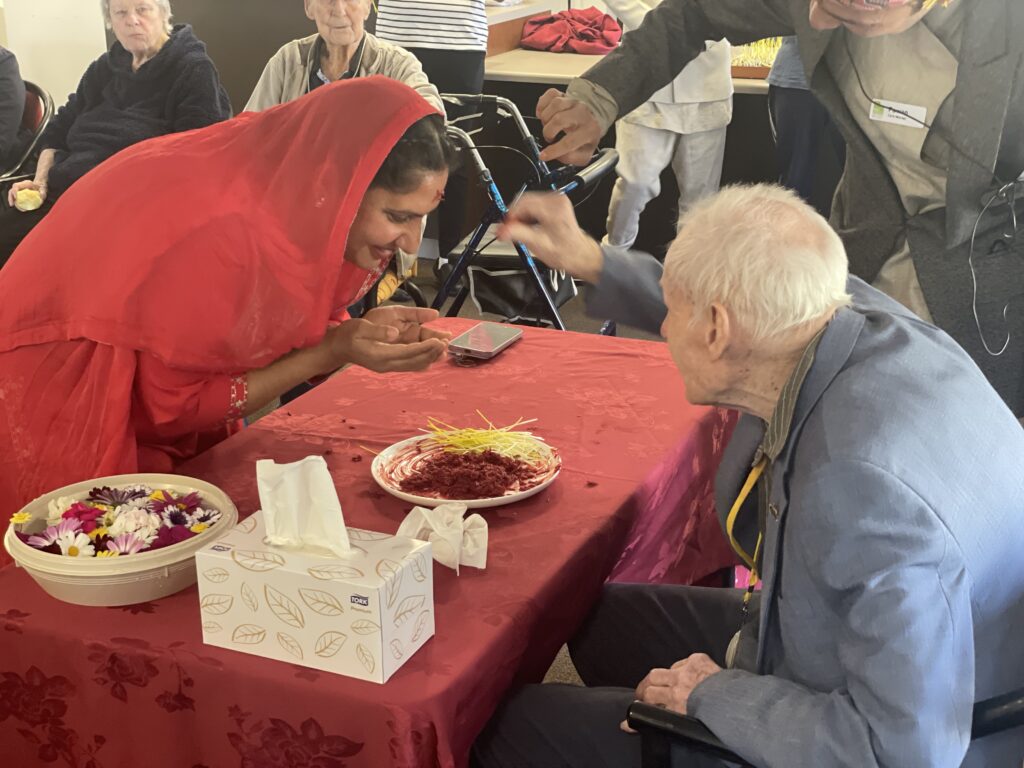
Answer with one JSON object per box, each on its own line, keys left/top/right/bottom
{"left": 396, "top": 503, "right": 487, "bottom": 574}
{"left": 256, "top": 456, "right": 351, "bottom": 557}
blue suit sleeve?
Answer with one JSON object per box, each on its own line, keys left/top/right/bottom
{"left": 689, "top": 459, "right": 973, "bottom": 768}
{"left": 583, "top": 244, "right": 668, "bottom": 334}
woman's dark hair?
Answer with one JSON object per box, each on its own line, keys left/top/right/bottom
{"left": 371, "top": 114, "right": 460, "bottom": 193}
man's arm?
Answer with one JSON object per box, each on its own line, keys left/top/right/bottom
{"left": 497, "top": 192, "right": 667, "bottom": 334}
{"left": 585, "top": 0, "right": 795, "bottom": 119}
{"left": 539, "top": 0, "right": 794, "bottom": 163}
{"left": 688, "top": 459, "right": 974, "bottom": 767}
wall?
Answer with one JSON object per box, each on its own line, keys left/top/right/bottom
{"left": 3, "top": 0, "right": 107, "bottom": 101}
{"left": 169, "top": 0, "right": 320, "bottom": 111}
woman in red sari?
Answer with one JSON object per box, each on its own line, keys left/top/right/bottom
{"left": 0, "top": 77, "right": 455, "bottom": 518}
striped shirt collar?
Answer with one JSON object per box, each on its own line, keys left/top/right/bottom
{"left": 759, "top": 325, "right": 829, "bottom": 462}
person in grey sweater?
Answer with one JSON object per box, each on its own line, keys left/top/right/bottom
{"left": 534, "top": 0, "right": 1024, "bottom": 416}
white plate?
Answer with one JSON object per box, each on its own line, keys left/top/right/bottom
{"left": 371, "top": 435, "right": 561, "bottom": 509}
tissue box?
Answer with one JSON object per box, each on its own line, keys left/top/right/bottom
{"left": 195, "top": 511, "right": 434, "bottom": 683}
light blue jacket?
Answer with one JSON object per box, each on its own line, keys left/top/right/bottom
{"left": 588, "top": 246, "right": 1024, "bottom": 767}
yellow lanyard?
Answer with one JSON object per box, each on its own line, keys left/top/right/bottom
{"left": 726, "top": 456, "right": 768, "bottom": 606}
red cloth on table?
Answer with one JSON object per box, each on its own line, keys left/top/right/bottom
{"left": 0, "top": 78, "right": 435, "bottom": 524}
{"left": 521, "top": 8, "right": 622, "bottom": 54}
{"left": 0, "top": 319, "right": 738, "bottom": 768}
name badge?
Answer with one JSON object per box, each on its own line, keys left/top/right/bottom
{"left": 869, "top": 99, "right": 928, "bottom": 129}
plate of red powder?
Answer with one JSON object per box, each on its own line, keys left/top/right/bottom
{"left": 371, "top": 434, "right": 561, "bottom": 509}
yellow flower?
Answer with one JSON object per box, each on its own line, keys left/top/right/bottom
{"left": 87, "top": 527, "right": 109, "bottom": 540}
{"left": 9, "top": 512, "right": 32, "bottom": 525}
{"left": 190, "top": 523, "right": 209, "bottom": 534}
{"left": 96, "top": 551, "right": 119, "bottom": 558}
{"left": 93, "top": 503, "right": 113, "bottom": 513}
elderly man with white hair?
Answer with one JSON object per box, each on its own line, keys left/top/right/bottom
{"left": 471, "top": 184, "right": 1024, "bottom": 768}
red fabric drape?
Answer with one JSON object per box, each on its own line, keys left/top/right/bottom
{"left": 0, "top": 77, "right": 438, "bottom": 522}
{"left": 521, "top": 8, "right": 622, "bottom": 55}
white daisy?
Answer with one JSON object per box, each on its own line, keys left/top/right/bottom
{"left": 57, "top": 531, "right": 95, "bottom": 558}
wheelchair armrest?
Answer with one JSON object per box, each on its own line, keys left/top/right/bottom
{"left": 972, "top": 687, "right": 1024, "bottom": 740}
{"left": 626, "top": 702, "right": 753, "bottom": 767}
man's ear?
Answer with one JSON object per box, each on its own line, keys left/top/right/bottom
{"left": 706, "top": 302, "right": 732, "bottom": 362}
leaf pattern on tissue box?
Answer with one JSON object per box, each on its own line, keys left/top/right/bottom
{"left": 240, "top": 582, "right": 259, "bottom": 613}
{"left": 314, "top": 631, "right": 347, "bottom": 658}
{"left": 264, "top": 585, "right": 305, "bottom": 629}
{"left": 232, "top": 624, "right": 266, "bottom": 644}
{"left": 298, "top": 589, "right": 344, "bottom": 617}
{"left": 356, "top": 643, "right": 375, "bottom": 674}
{"left": 276, "top": 632, "right": 303, "bottom": 660}
{"left": 307, "top": 564, "right": 364, "bottom": 581}
{"left": 203, "top": 568, "right": 230, "bottom": 583}
{"left": 350, "top": 620, "right": 380, "bottom": 636}
{"left": 393, "top": 596, "right": 425, "bottom": 628}
{"left": 375, "top": 559, "right": 402, "bottom": 609}
{"left": 232, "top": 550, "right": 285, "bottom": 572}
{"left": 200, "top": 594, "right": 233, "bottom": 615}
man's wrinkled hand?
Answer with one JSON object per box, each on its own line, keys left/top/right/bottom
{"left": 536, "top": 88, "right": 602, "bottom": 165}
{"left": 619, "top": 654, "right": 723, "bottom": 732}
{"left": 496, "top": 192, "right": 604, "bottom": 284}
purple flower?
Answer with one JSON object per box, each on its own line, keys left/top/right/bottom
{"left": 149, "top": 491, "right": 202, "bottom": 517}
{"left": 87, "top": 486, "right": 148, "bottom": 506}
{"left": 27, "top": 519, "right": 81, "bottom": 549}
{"left": 107, "top": 533, "right": 146, "bottom": 556}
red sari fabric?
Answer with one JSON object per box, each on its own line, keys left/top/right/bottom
{"left": 0, "top": 77, "right": 437, "bottom": 524}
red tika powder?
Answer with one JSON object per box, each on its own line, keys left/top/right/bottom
{"left": 398, "top": 449, "right": 532, "bottom": 499}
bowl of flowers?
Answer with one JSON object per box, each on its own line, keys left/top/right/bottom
{"left": 3, "top": 474, "right": 237, "bottom": 606}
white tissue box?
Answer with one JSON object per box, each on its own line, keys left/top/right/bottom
{"left": 195, "top": 511, "right": 434, "bottom": 683}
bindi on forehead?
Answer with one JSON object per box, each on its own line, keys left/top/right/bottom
{"left": 431, "top": 188, "right": 445, "bottom": 204}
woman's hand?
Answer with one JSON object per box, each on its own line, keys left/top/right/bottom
{"left": 7, "top": 179, "right": 47, "bottom": 209}
{"left": 321, "top": 306, "right": 450, "bottom": 373}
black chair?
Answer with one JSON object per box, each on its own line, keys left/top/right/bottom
{"left": 626, "top": 686, "right": 1024, "bottom": 767}
{"left": 1, "top": 80, "right": 55, "bottom": 190}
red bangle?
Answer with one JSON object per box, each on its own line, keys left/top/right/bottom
{"left": 228, "top": 375, "right": 248, "bottom": 421}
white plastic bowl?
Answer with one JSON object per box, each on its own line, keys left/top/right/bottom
{"left": 3, "top": 473, "right": 238, "bottom": 607}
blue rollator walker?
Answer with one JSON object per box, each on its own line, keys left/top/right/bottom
{"left": 434, "top": 94, "right": 618, "bottom": 332}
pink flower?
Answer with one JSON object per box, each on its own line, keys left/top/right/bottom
{"left": 27, "top": 518, "right": 82, "bottom": 549}
{"left": 107, "top": 533, "right": 146, "bottom": 556}
{"left": 62, "top": 502, "right": 104, "bottom": 523}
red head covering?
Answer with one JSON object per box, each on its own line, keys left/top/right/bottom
{"left": 0, "top": 77, "right": 438, "bottom": 373}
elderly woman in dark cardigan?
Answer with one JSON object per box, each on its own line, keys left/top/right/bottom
{"left": 1, "top": 0, "right": 230, "bottom": 268}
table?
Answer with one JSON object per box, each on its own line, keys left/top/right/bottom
{"left": 0, "top": 320, "right": 736, "bottom": 768}
{"left": 484, "top": 48, "right": 769, "bottom": 94}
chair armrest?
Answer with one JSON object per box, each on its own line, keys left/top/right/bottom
{"left": 972, "top": 688, "right": 1024, "bottom": 740}
{"left": 626, "top": 702, "right": 753, "bottom": 766}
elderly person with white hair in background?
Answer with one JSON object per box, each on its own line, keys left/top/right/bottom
{"left": 246, "top": 0, "right": 444, "bottom": 309}
{"left": 471, "top": 184, "right": 1024, "bottom": 768}
{"left": 0, "top": 0, "right": 230, "bottom": 269}
{"left": 245, "top": 0, "right": 443, "bottom": 114}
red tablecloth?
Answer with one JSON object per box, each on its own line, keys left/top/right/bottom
{"left": 0, "top": 320, "right": 736, "bottom": 768}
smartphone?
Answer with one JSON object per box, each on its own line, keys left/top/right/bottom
{"left": 448, "top": 322, "right": 523, "bottom": 360}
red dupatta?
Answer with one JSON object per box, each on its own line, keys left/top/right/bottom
{"left": 0, "top": 79, "right": 438, "bottom": 529}
{"left": 0, "top": 77, "right": 438, "bottom": 371}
